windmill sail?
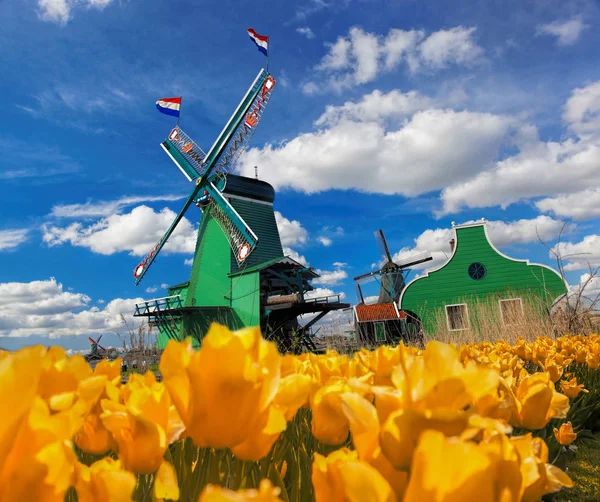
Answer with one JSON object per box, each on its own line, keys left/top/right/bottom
{"left": 133, "top": 69, "right": 276, "bottom": 284}
{"left": 134, "top": 187, "right": 202, "bottom": 284}
{"left": 205, "top": 182, "right": 258, "bottom": 265}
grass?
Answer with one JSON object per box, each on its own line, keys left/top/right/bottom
{"left": 554, "top": 434, "right": 600, "bottom": 502}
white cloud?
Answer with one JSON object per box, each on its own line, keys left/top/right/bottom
{"left": 536, "top": 16, "right": 588, "bottom": 47}
{"left": 0, "top": 278, "right": 142, "bottom": 338}
{"left": 363, "top": 295, "right": 379, "bottom": 305}
{"left": 283, "top": 246, "right": 308, "bottom": 266}
{"left": 43, "top": 205, "right": 197, "bottom": 256}
{"left": 562, "top": 80, "right": 600, "bottom": 139}
{"left": 297, "top": 26, "right": 316, "bottom": 39}
{"left": 417, "top": 27, "right": 484, "bottom": 69}
{"left": 145, "top": 287, "right": 158, "bottom": 294}
{"left": 161, "top": 283, "right": 169, "bottom": 289}
{"left": 38, "top": 0, "right": 114, "bottom": 24}
{"left": 274, "top": 211, "right": 308, "bottom": 247}
{"left": 307, "top": 26, "right": 483, "bottom": 92}
{"left": 393, "top": 216, "right": 566, "bottom": 272}
{"left": 315, "top": 89, "right": 432, "bottom": 127}
{"left": 0, "top": 229, "right": 29, "bottom": 251}
{"left": 440, "top": 81, "right": 600, "bottom": 214}
{"left": 50, "top": 194, "right": 185, "bottom": 218}
{"left": 333, "top": 262, "right": 347, "bottom": 268}
{"left": 184, "top": 258, "right": 194, "bottom": 266}
{"left": 318, "top": 236, "right": 332, "bottom": 246}
{"left": 313, "top": 265, "right": 348, "bottom": 286}
{"left": 536, "top": 188, "right": 600, "bottom": 220}
{"left": 553, "top": 235, "right": 600, "bottom": 271}
{"left": 273, "top": 211, "right": 310, "bottom": 265}
{"left": 241, "top": 106, "right": 511, "bottom": 196}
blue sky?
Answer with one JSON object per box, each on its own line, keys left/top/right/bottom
{"left": 1, "top": 0, "right": 599, "bottom": 351}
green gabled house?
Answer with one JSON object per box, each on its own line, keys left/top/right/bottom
{"left": 398, "top": 219, "right": 568, "bottom": 335}
{"left": 135, "top": 175, "right": 349, "bottom": 351}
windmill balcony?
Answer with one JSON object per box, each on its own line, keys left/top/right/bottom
{"left": 134, "top": 295, "right": 184, "bottom": 316}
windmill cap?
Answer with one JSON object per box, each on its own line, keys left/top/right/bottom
{"left": 223, "top": 174, "right": 276, "bottom": 203}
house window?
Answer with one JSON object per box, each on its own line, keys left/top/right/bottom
{"left": 445, "top": 304, "right": 469, "bottom": 331}
{"left": 468, "top": 262, "right": 487, "bottom": 280}
{"left": 499, "top": 298, "right": 524, "bottom": 325}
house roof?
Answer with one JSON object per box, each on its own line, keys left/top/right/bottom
{"left": 355, "top": 302, "right": 399, "bottom": 322}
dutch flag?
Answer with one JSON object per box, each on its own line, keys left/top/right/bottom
{"left": 247, "top": 28, "right": 268, "bottom": 57}
{"left": 156, "top": 97, "right": 181, "bottom": 118}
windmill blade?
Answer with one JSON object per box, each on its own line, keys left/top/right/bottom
{"left": 97, "top": 334, "right": 103, "bottom": 343}
{"left": 161, "top": 127, "right": 207, "bottom": 182}
{"left": 88, "top": 337, "right": 96, "bottom": 345}
{"left": 210, "top": 72, "right": 276, "bottom": 177}
{"left": 205, "top": 182, "right": 258, "bottom": 265}
{"left": 160, "top": 70, "right": 274, "bottom": 184}
{"left": 374, "top": 229, "right": 393, "bottom": 263}
{"left": 133, "top": 184, "right": 201, "bottom": 285}
{"left": 394, "top": 251, "right": 433, "bottom": 269}
{"left": 353, "top": 269, "right": 383, "bottom": 282}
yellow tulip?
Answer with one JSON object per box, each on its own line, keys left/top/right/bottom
{"left": 554, "top": 422, "right": 577, "bottom": 446}
{"left": 160, "top": 325, "right": 285, "bottom": 460}
{"left": 511, "top": 433, "right": 573, "bottom": 501}
{"left": 100, "top": 372, "right": 182, "bottom": 474}
{"left": 75, "top": 359, "right": 123, "bottom": 455}
{"left": 198, "top": 479, "right": 283, "bottom": 501}
{"left": 380, "top": 407, "right": 468, "bottom": 470}
{"left": 310, "top": 377, "right": 370, "bottom": 445}
{"left": 274, "top": 374, "right": 315, "bottom": 420}
{"left": 75, "top": 457, "right": 136, "bottom": 502}
{"left": 542, "top": 359, "right": 563, "bottom": 383}
{"left": 559, "top": 377, "right": 588, "bottom": 400}
{"left": 0, "top": 345, "right": 44, "bottom": 472}
{"left": 0, "top": 397, "right": 80, "bottom": 501}
{"left": 341, "top": 392, "right": 408, "bottom": 498}
{"left": 155, "top": 460, "right": 180, "bottom": 501}
{"left": 405, "top": 430, "right": 519, "bottom": 502}
{"left": 513, "top": 372, "right": 569, "bottom": 430}
{"left": 312, "top": 449, "right": 395, "bottom": 502}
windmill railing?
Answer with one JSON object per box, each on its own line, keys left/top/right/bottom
{"left": 304, "top": 294, "right": 344, "bottom": 305}
{"left": 134, "top": 295, "right": 184, "bottom": 316}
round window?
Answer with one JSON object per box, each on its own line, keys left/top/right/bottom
{"left": 468, "top": 262, "right": 487, "bottom": 280}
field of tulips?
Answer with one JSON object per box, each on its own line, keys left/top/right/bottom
{"left": 2, "top": 325, "right": 599, "bottom": 501}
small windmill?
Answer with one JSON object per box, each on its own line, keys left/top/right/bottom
{"left": 85, "top": 335, "right": 107, "bottom": 362}
{"left": 353, "top": 230, "right": 432, "bottom": 345}
{"left": 133, "top": 70, "right": 276, "bottom": 284}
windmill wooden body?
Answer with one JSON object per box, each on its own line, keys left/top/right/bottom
{"left": 133, "top": 68, "right": 348, "bottom": 352}
{"left": 353, "top": 230, "right": 432, "bottom": 345}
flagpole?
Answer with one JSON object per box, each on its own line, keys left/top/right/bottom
{"left": 177, "top": 96, "right": 182, "bottom": 128}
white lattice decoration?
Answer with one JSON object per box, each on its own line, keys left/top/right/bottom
{"left": 209, "top": 202, "right": 255, "bottom": 266}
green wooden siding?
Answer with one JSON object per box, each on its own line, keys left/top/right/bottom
{"left": 400, "top": 224, "right": 567, "bottom": 334}
{"left": 229, "top": 199, "right": 284, "bottom": 274}
{"left": 185, "top": 208, "right": 232, "bottom": 308}
{"left": 231, "top": 272, "right": 261, "bottom": 326}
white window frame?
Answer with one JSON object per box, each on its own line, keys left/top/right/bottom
{"left": 445, "top": 303, "right": 470, "bottom": 331}
{"left": 499, "top": 298, "right": 524, "bottom": 325}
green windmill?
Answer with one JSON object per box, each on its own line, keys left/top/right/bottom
{"left": 133, "top": 67, "right": 349, "bottom": 352}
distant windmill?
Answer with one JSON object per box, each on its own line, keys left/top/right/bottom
{"left": 85, "top": 335, "right": 107, "bottom": 362}
{"left": 353, "top": 230, "right": 432, "bottom": 345}
{"left": 354, "top": 230, "right": 432, "bottom": 304}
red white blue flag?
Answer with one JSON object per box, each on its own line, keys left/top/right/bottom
{"left": 156, "top": 97, "right": 181, "bottom": 118}
{"left": 247, "top": 28, "right": 268, "bottom": 56}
